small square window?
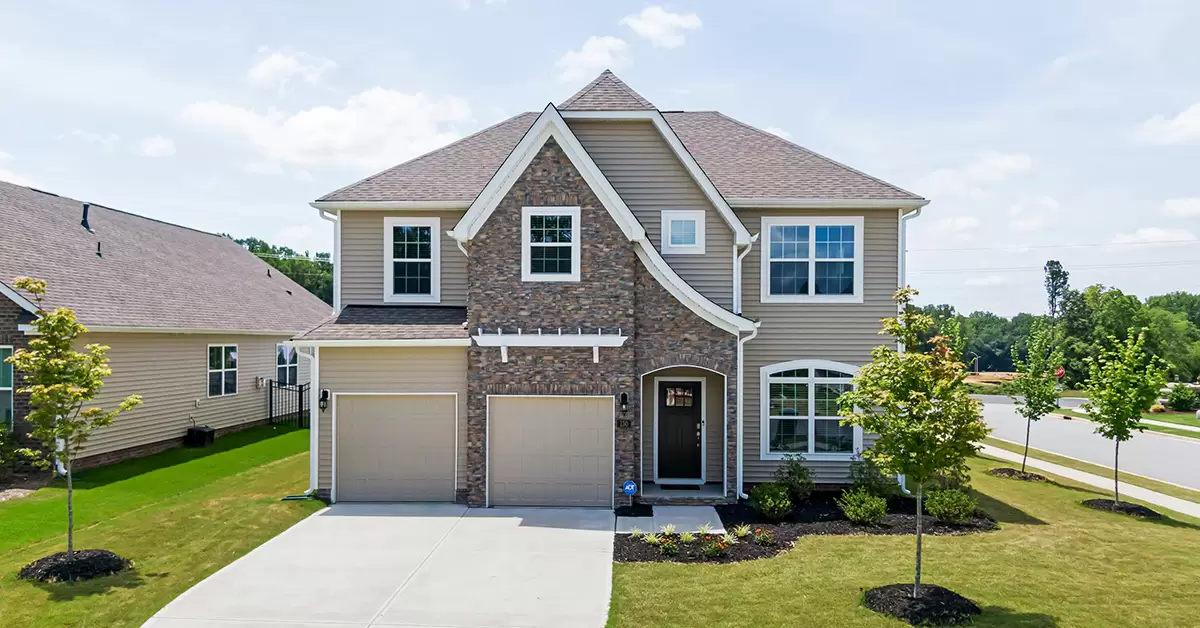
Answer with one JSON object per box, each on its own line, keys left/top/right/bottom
{"left": 661, "top": 210, "right": 706, "bottom": 254}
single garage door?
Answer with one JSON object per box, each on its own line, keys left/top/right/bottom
{"left": 489, "top": 396, "right": 614, "bottom": 508}
{"left": 336, "top": 394, "right": 456, "bottom": 502}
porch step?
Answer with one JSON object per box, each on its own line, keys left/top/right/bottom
{"left": 635, "top": 494, "right": 733, "bottom": 506}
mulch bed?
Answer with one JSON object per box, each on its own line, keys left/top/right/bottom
{"left": 17, "top": 549, "right": 133, "bottom": 583}
{"left": 1081, "top": 498, "right": 1162, "bottom": 519}
{"left": 614, "top": 492, "right": 997, "bottom": 563}
{"left": 0, "top": 471, "right": 53, "bottom": 503}
{"left": 986, "top": 467, "right": 1048, "bottom": 482}
{"left": 863, "top": 584, "right": 981, "bottom": 626}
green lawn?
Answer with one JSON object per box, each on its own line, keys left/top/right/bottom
{"left": 1140, "top": 411, "right": 1200, "bottom": 428}
{"left": 0, "top": 425, "right": 322, "bottom": 628}
{"left": 608, "top": 457, "right": 1200, "bottom": 628}
{"left": 1052, "top": 408, "right": 1200, "bottom": 440}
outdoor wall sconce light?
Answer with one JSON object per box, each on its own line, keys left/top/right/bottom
{"left": 619, "top": 392, "right": 629, "bottom": 416}
{"left": 319, "top": 388, "right": 330, "bottom": 412}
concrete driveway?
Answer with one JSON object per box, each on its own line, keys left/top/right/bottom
{"left": 145, "top": 504, "right": 614, "bottom": 628}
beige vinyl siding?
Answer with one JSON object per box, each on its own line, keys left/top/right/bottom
{"left": 79, "top": 333, "right": 292, "bottom": 460}
{"left": 568, "top": 120, "right": 736, "bottom": 309}
{"left": 339, "top": 210, "right": 467, "bottom": 306}
{"left": 740, "top": 209, "right": 898, "bottom": 484}
{"left": 641, "top": 367, "right": 725, "bottom": 483}
{"left": 316, "top": 346, "right": 468, "bottom": 493}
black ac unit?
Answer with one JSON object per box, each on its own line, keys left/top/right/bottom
{"left": 184, "top": 425, "right": 216, "bottom": 448}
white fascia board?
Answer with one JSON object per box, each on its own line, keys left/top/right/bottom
{"left": 310, "top": 200, "right": 470, "bottom": 211}
{"left": 726, "top": 198, "right": 930, "bottom": 209}
{"left": 472, "top": 333, "right": 628, "bottom": 348}
{"left": 451, "top": 104, "right": 645, "bottom": 243}
{"left": 634, "top": 242, "right": 757, "bottom": 334}
{"left": 286, "top": 338, "right": 471, "bottom": 348}
{"left": 0, "top": 281, "right": 39, "bottom": 315}
{"left": 561, "top": 110, "right": 752, "bottom": 246}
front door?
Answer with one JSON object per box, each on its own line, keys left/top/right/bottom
{"left": 657, "top": 381, "right": 703, "bottom": 481}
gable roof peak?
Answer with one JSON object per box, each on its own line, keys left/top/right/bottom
{"left": 560, "top": 70, "right": 655, "bottom": 111}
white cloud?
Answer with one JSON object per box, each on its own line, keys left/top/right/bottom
{"left": 965, "top": 274, "right": 1009, "bottom": 287}
{"left": 556, "top": 36, "right": 630, "bottom": 82}
{"left": 65, "top": 129, "right": 120, "bottom": 152}
{"left": 1136, "top": 102, "right": 1200, "bottom": 144}
{"left": 932, "top": 215, "right": 981, "bottom": 241}
{"left": 0, "top": 151, "right": 37, "bottom": 187}
{"left": 919, "top": 152, "right": 1032, "bottom": 200}
{"left": 137, "top": 135, "right": 176, "bottom": 158}
{"left": 180, "top": 87, "right": 472, "bottom": 171}
{"left": 1163, "top": 197, "right": 1200, "bottom": 217}
{"left": 1111, "top": 226, "right": 1197, "bottom": 245}
{"left": 248, "top": 48, "right": 336, "bottom": 90}
{"left": 1042, "top": 50, "right": 1098, "bottom": 80}
{"left": 620, "top": 6, "right": 702, "bottom": 49}
{"left": 764, "top": 126, "right": 792, "bottom": 140}
{"left": 1008, "top": 195, "right": 1059, "bottom": 231}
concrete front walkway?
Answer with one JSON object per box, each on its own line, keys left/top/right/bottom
{"left": 981, "top": 444, "right": 1200, "bottom": 519}
{"left": 145, "top": 504, "right": 614, "bottom": 628}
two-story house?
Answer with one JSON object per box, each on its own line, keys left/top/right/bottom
{"left": 292, "top": 71, "right": 928, "bottom": 508}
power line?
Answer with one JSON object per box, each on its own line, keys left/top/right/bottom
{"left": 908, "top": 239, "right": 1199, "bottom": 253}
{"left": 910, "top": 259, "right": 1200, "bottom": 275}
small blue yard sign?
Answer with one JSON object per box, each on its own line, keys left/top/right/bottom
{"left": 623, "top": 480, "right": 637, "bottom": 495}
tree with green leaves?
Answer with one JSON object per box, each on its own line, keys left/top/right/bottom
{"left": 1080, "top": 330, "right": 1168, "bottom": 505}
{"left": 1044, "top": 261, "right": 1069, "bottom": 322}
{"left": 839, "top": 287, "right": 990, "bottom": 599}
{"left": 229, "top": 236, "right": 333, "bottom": 305}
{"left": 5, "top": 277, "right": 142, "bottom": 562}
{"left": 1007, "top": 319, "right": 1063, "bottom": 472}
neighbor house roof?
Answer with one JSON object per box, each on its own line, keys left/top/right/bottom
{"left": 0, "top": 180, "right": 331, "bottom": 333}
{"left": 316, "top": 72, "right": 923, "bottom": 205}
{"left": 294, "top": 305, "right": 468, "bottom": 341}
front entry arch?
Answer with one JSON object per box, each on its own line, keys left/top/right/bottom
{"left": 639, "top": 365, "right": 727, "bottom": 491}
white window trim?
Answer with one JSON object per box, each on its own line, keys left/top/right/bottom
{"left": 660, "top": 209, "right": 706, "bottom": 255}
{"left": 521, "top": 206, "right": 581, "bottom": 282}
{"left": 759, "top": 359, "right": 863, "bottom": 462}
{"left": 276, "top": 343, "right": 298, "bottom": 386}
{"left": 207, "top": 344, "right": 239, "bottom": 398}
{"left": 383, "top": 216, "right": 441, "bottom": 304}
{"left": 1, "top": 345, "right": 13, "bottom": 432}
{"left": 760, "top": 215, "right": 865, "bottom": 304}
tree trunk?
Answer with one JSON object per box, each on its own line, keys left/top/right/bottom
{"left": 913, "top": 484, "right": 923, "bottom": 599}
{"left": 1113, "top": 439, "right": 1120, "bottom": 505}
{"left": 1021, "top": 416, "right": 1032, "bottom": 473}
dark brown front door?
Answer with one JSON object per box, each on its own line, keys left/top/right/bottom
{"left": 657, "top": 381, "right": 702, "bottom": 480}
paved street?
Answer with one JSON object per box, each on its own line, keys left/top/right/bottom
{"left": 980, "top": 400, "right": 1200, "bottom": 491}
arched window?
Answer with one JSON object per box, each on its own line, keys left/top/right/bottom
{"left": 761, "top": 360, "right": 862, "bottom": 459}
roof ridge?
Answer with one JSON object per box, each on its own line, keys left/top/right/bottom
{"left": 316, "top": 112, "right": 538, "bottom": 202}
{"left": 559, "top": 70, "right": 655, "bottom": 110}
{"left": 703, "top": 112, "right": 924, "bottom": 200}
{"left": 559, "top": 72, "right": 610, "bottom": 109}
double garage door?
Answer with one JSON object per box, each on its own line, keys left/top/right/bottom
{"left": 335, "top": 394, "right": 613, "bottom": 507}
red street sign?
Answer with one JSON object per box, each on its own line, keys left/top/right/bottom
{"left": 1054, "top": 365, "right": 1065, "bottom": 379}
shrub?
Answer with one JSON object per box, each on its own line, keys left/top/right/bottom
{"left": 658, "top": 523, "right": 677, "bottom": 536}
{"left": 835, "top": 487, "right": 887, "bottom": 526}
{"left": 628, "top": 527, "right": 643, "bottom": 539}
{"left": 932, "top": 462, "right": 972, "bottom": 491}
{"left": 850, "top": 457, "right": 898, "bottom": 497}
{"left": 721, "top": 532, "right": 738, "bottom": 545}
{"left": 679, "top": 531, "right": 695, "bottom": 544}
{"left": 1149, "top": 403, "right": 1167, "bottom": 414}
{"left": 925, "top": 489, "right": 978, "bottom": 524}
{"left": 1167, "top": 385, "right": 1197, "bottom": 412}
{"left": 753, "top": 528, "right": 776, "bottom": 546}
{"left": 774, "top": 453, "right": 815, "bottom": 501}
{"left": 641, "top": 533, "right": 661, "bottom": 546}
{"left": 750, "top": 482, "right": 793, "bottom": 521}
{"left": 696, "top": 522, "right": 713, "bottom": 535}
{"left": 732, "top": 524, "right": 752, "bottom": 538}
{"left": 700, "top": 538, "right": 727, "bottom": 559}
{"left": 659, "top": 538, "right": 679, "bottom": 557}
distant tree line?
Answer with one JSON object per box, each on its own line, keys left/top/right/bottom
{"left": 227, "top": 236, "right": 333, "bottom": 305}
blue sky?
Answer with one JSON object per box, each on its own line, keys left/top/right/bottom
{"left": 2, "top": 0, "right": 1199, "bottom": 315}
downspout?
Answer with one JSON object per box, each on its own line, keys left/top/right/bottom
{"left": 894, "top": 206, "right": 924, "bottom": 491}
{"left": 733, "top": 233, "right": 759, "bottom": 314}
{"left": 317, "top": 209, "right": 341, "bottom": 312}
{"left": 448, "top": 231, "right": 469, "bottom": 258}
{"left": 736, "top": 321, "right": 761, "bottom": 499}
{"left": 296, "top": 346, "right": 318, "bottom": 493}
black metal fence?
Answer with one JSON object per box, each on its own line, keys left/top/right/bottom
{"left": 268, "top": 381, "right": 309, "bottom": 428}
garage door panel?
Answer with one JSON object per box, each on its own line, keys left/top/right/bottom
{"left": 489, "top": 396, "right": 613, "bottom": 508}
{"left": 336, "top": 395, "right": 456, "bottom": 502}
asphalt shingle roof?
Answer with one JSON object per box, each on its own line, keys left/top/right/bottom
{"left": 560, "top": 70, "right": 656, "bottom": 111}
{"left": 0, "top": 181, "right": 331, "bottom": 333}
{"left": 295, "top": 305, "right": 468, "bottom": 340}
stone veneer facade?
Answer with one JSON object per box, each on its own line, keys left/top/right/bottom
{"left": 465, "top": 137, "right": 738, "bottom": 507}
{"left": 0, "top": 296, "right": 32, "bottom": 457}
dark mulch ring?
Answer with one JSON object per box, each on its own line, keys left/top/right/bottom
{"left": 986, "top": 467, "right": 1048, "bottom": 482}
{"left": 863, "top": 584, "right": 982, "bottom": 626}
{"left": 17, "top": 549, "right": 133, "bottom": 583}
{"left": 615, "top": 492, "right": 997, "bottom": 564}
{"left": 1081, "top": 498, "right": 1162, "bottom": 519}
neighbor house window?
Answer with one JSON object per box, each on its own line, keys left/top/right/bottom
{"left": 762, "top": 360, "right": 862, "bottom": 459}
{"left": 660, "top": 209, "right": 706, "bottom": 255}
{"left": 1, "top": 346, "right": 12, "bottom": 432}
{"left": 208, "top": 345, "right": 238, "bottom": 397}
{"left": 276, "top": 344, "right": 298, "bottom": 385}
{"left": 522, "top": 207, "right": 580, "bottom": 282}
{"left": 384, "top": 216, "right": 441, "bottom": 303}
{"left": 761, "top": 216, "right": 864, "bottom": 303}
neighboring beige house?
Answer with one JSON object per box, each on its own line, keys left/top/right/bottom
{"left": 0, "top": 181, "right": 331, "bottom": 468}
{"left": 295, "top": 71, "right": 928, "bottom": 508}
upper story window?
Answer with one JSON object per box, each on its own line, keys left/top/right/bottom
{"left": 660, "top": 209, "right": 706, "bottom": 255}
{"left": 384, "top": 216, "right": 441, "bottom": 303}
{"left": 276, "top": 344, "right": 298, "bottom": 385}
{"left": 1, "top": 346, "right": 12, "bottom": 432}
{"left": 522, "top": 207, "right": 580, "bottom": 282}
{"left": 760, "top": 216, "right": 864, "bottom": 304}
{"left": 208, "top": 345, "right": 238, "bottom": 398}
{"left": 762, "top": 360, "right": 862, "bottom": 460}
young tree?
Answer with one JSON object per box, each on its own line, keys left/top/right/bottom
{"left": 5, "top": 278, "right": 142, "bottom": 561}
{"left": 1080, "top": 330, "right": 1168, "bottom": 504}
{"left": 1007, "top": 319, "right": 1063, "bottom": 472}
{"left": 1044, "top": 260, "right": 1070, "bottom": 323}
{"left": 839, "top": 288, "right": 990, "bottom": 599}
